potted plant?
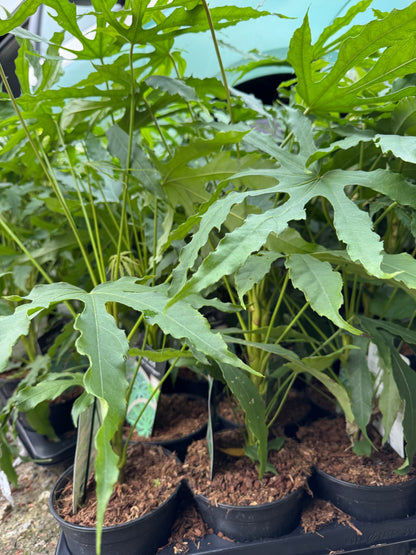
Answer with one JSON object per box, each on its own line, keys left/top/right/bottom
{"left": 0, "top": 0, "right": 274, "bottom": 553}
{"left": 167, "top": 0, "right": 416, "bottom": 541}
{"left": 2, "top": 0, "right": 416, "bottom": 553}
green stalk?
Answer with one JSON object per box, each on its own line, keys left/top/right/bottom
{"left": 0, "top": 218, "right": 78, "bottom": 320}
{"left": 309, "top": 327, "right": 344, "bottom": 357}
{"left": 275, "top": 302, "right": 309, "bottom": 344}
{"left": 152, "top": 198, "right": 159, "bottom": 287}
{"left": 266, "top": 373, "right": 296, "bottom": 427}
{"left": 201, "top": 0, "right": 234, "bottom": 125}
{"left": 127, "top": 314, "right": 144, "bottom": 344}
{"left": 56, "top": 124, "right": 106, "bottom": 284}
{"left": 114, "top": 44, "right": 136, "bottom": 282}
{"left": 264, "top": 271, "right": 290, "bottom": 345}
{"left": 373, "top": 201, "right": 398, "bottom": 229}
{"left": 0, "top": 216, "right": 53, "bottom": 287}
{"left": 143, "top": 96, "right": 172, "bottom": 156}
{"left": 85, "top": 171, "right": 107, "bottom": 283}
{"left": 124, "top": 326, "right": 150, "bottom": 415}
{"left": 0, "top": 63, "right": 98, "bottom": 288}
{"left": 119, "top": 344, "right": 188, "bottom": 470}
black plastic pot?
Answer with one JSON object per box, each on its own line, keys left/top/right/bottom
{"left": 140, "top": 393, "right": 209, "bottom": 461}
{"left": 50, "top": 465, "right": 182, "bottom": 555}
{"left": 193, "top": 486, "right": 305, "bottom": 542}
{"left": 162, "top": 373, "right": 209, "bottom": 398}
{"left": 0, "top": 380, "right": 77, "bottom": 465}
{"left": 146, "top": 422, "right": 207, "bottom": 461}
{"left": 310, "top": 466, "right": 416, "bottom": 522}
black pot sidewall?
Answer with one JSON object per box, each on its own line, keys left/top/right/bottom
{"left": 311, "top": 467, "right": 416, "bottom": 522}
{"left": 50, "top": 465, "right": 181, "bottom": 555}
{"left": 192, "top": 485, "right": 305, "bottom": 541}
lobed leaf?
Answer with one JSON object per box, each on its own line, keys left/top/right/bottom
{"left": 286, "top": 254, "right": 359, "bottom": 334}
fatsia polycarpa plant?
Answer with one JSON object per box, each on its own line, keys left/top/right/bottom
{"left": 0, "top": 0, "right": 275, "bottom": 552}
{"left": 168, "top": 0, "right": 416, "bottom": 474}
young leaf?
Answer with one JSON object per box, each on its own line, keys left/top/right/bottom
{"left": 235, "top": 252, "right": 282, "bottom": 305}
{"left": 289, "top": 4, "right": 416, "bottom": 113}
{"left": 285, "top": 254, "right": 359, "bottom": 334}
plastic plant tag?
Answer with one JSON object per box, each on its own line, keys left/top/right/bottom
{"left": 368, "top": 342, "right": 406, "bottom": 458}
{"left": 72, "top": 400, "right": 101, "bottom": 513}
{"left": 126, "top": 353, "right": 167, "bottom": 438}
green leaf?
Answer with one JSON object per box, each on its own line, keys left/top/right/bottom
{"left": 14, "top": 374, "right": 84, "bottom": 412}
{"left": 25, "top": 402, "right": 58, "bottom": 440}
{"left": 235, "top": 252, "right": 282, "bottom": 305}
{"left": 392, "top": 97, "right": 416, "bottom": 134}
{"left": 343, "top": 336, "right": 373, "bottom": 437}
{"left": 218, "top": 363, "right": 268, "bottom": 478}
{"left": 289, "top": 3, "right": 416, "bottom": 113}
{"left": 170, "top": 123, "right": 409, "bottom": 308}
{"left": 391, "top": 348, "right": 416, "bottom": 467}
{"left": 145, "top": 75, "right": 198, "bottom": 102}
{"left": 359, "top": 316, "right": 416, "bottom": 354}
{"left": 74, "top": 292, "right": 129, "bottom": 550}
{"left": 127, "top": 347, "right": 193, "bottom": 362}
{"left": 287, "top": 359, "right": 354, "bottom": 423}
{"left": 0, "top": 430, "right": 18, "bottom": 487}
{"left": 375, "top": 134, "right": 416, "bottom": 164}
{"left": 302, "top": 347, "right": 358, "bottom": 372}
{"left": 106, "top": 125, "right": 163, "bottom": 197}
{"left": 223, "top": 336, "right": 299, "bottom": 364}
{"left": 359, "top": 321, "right": 401, "bottom": 443}
{"left": 92, "top": 279, "right": 255, "bottom": 375}
{"left": 14, "top": 38, "right": 31, "bottom": 95}
{"left": 60, "top": 99, "right": 113, "bottom": 130}
{"left": 382, "top": 253, "right": 416, "bottom": 293}
{"left": 0, "top": 1, "right": 43, "bottom": 35}
{"left": 313, "top": 0, "right": 373, "bottom": 56}
{"left": 266, "top": 227, "right": 318, "bottom": 255}
{"left": 286, "top": 254, "right": 359, "bottom": 334}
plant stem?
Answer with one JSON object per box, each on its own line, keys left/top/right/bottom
{"left": 275, "top": 302, "right": 309, "bottom": 344}
{"left": 0, "top": 62, "right": 99, "bottom": 288}
{"left": 200, "top": 0, "right": 234, "bottom": 125}
{"left": 114, "top": 43, "right": 136, "bottom": 283}
{"left": 56, "top": 123, "right": 106, "bottom": 284}
{"left": 264, "top": 271, "right": 290, "bottom": 345}
{"left": 119, "top": 344, "right": 187, "bottom": 470}
{"left": 152, "top": 198, "right": 158, "bottom": 287}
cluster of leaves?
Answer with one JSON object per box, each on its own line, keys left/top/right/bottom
{"left": 167, "top": 0, "right": 416, "bottom": 473}
{"left": 1, "top": 0, "right": 416, "bottom": 552}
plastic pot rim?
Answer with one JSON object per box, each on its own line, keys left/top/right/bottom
{"left": 193, "top": 483, "right": 305, "bottom": 513}
{"left": 313, "top": 465, "right": 416, "bottom": 493}
{"left": 49, "top": 464, "right": 183, "bottom": 534}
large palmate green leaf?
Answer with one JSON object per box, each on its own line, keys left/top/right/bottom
{"left": 168, "top": 115, "right": 415, "bottom": 325}
{"left": 288, "top": 4, "right": 416, "bottom": 114}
